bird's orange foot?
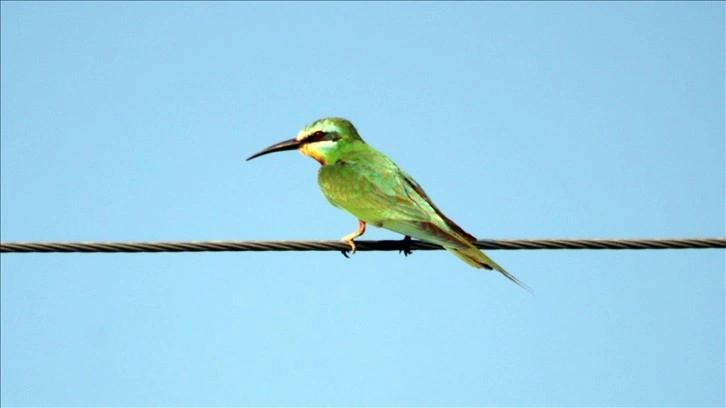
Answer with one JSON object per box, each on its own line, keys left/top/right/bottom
{"left": 399, "top": 235, "right": 413, "bottom": 257}
{"left": 339, "top": 220, "right": 365, "bottom": 259}
{"left": 340, "top": 239, "right": 356, "bottom": 258}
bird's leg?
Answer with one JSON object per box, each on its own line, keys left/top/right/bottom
{"left": 340, "top": 220, "right": 366, "bottom": 258}
{"left": 399, "top": 235, "right": 413, "bottom": 257}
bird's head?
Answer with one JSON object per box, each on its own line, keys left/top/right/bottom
{"left": 246, "top": 117, "right": 364, "bottom": 165}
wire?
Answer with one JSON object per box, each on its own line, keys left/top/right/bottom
{"left": 1, "top": 238, "right": 724, "bottom": 253}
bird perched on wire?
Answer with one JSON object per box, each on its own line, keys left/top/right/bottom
{"left": 247, "top": 117, "right": 528, "bottom": 290}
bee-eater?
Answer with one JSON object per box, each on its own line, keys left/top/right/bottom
{"left": 247, "top": 117, "right": 527, "bottom": 289}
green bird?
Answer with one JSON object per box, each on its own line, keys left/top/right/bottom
{"left": 247, "top": 117, "right": 527, "bottom": 289}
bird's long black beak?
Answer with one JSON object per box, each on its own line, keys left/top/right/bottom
{"left": 246, "top": 138, "right": 301, "bottom": 161}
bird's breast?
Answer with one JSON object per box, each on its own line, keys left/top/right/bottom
{"left": 318, "top": 162, "right": 370, "bottom": 200}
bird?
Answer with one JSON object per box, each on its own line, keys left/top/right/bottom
{"left": 246, "top": 117, "right": 528, "bottom": 289}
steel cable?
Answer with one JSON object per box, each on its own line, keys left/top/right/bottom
{"left": 1, "top": 238, "right": 725, "bottom": 253}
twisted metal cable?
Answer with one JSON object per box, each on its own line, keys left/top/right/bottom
{"left": 1, "top": 238, "right": 724, "bottom": 253}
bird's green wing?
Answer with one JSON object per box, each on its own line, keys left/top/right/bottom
{"left": 397, "top": 170, "right": 478, "bottom": 243}
{"left": 318, "top": 151, "right": 469, "bottom": 249}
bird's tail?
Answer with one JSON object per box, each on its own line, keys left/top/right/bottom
{"left": 446, "top": 244, "right": 532, "bottom": 292}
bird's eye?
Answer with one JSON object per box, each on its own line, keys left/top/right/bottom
{"left": 309, "top": 131, "right": 326, "bottom": 142}
{"left": 307, "top": 130, "right": 340, "bottom": 143}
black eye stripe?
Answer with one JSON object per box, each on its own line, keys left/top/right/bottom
{"left": 306, "top": 131, "right": 339, "bottom": 143}
{"left": 306, "top": 131, "right": 325, "bottom": 143}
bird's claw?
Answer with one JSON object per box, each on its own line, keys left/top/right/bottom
{"left": 399, "top": 235, "right": 413, "bottom": 257}
{"left": 340, "top": 240, "right": 356, "bottom": 259}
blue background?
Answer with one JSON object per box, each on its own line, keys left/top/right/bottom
{"left": 1, "top": 2, "right": 724, "bottom": 406}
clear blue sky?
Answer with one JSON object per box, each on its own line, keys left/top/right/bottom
{"left": 1, "top": 2, "right": 724, "bottom": 406}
